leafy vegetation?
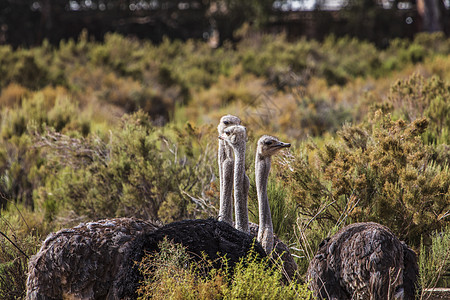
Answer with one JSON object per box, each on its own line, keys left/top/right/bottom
{"left": 138, "top": 238, "right": 312, "bottom": 300}
{"left": 281, "top": 112, "right": 449, "bottom": 246}
{"left": 419, "top": 225, "right": 450, "bottom": 296}
{"left": 0, "top": 32, "right": 449, "bottom": 297}
{"left": 33, "top": 113, "right": 217, "bottom": 223}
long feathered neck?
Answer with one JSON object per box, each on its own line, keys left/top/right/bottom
{"left": 233, "top": 142, "right": 249, "bottom": 233}
{"left": 256, "top": 154, "right": 272, "bottom": 230}
{"left": 218, "top": 139, "right": 234, "bottom": 224}
{"left": 255, "top": 153, "right": 273, "bottom": 253}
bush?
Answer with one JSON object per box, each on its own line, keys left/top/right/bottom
{"left": 0, "top": 83, "right": 29, "bottom": 108}
{"left": 0, "top": 207, "right": 42, "bottom": 300}
{"left": 37, "top": 111, "right": 218, "bottom": 222}
{"left": 419, "top": 226, "right": 450, "bottom": 293}
{"left": 388, "top": 74, "right": 450, "bottom": 144}
{"left": 281, "top": 111, "right": 449, "bottom": 247}
{"left": 227, "top": 250, "right": 311, "bottom": 299}
{"left": 138, "top": 239, "right": 312, "bottom": 300}
{"left": 138, "top": 238, "right": 228, "bottom": 300}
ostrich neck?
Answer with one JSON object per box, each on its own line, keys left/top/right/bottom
{"left": 233, "top": 143, "right": 249, "bottom": 233}
{"left": 218, "top": 140, "right": 233, "bottom": 224}
{"left": 225, "top": 142, "right": 234, "bottom": 158}
{"left": 218, "top": 141, "right": 224, "bottom": 185}
{"left": 256, "top": 154, "right": 272, "bottom": 233}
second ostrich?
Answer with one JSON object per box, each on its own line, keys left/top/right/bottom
{"left": 218, "top": 124, "right": 250, "bottom": 233}
{"left": 217, "top": 114, "right": 242, "bottom": 225}
{"left": 307, "top": 222, "right": 419, "bottom": 300}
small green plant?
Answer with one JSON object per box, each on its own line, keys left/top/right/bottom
{"left": 419, "top": 226, "right": 450, "bottom": 297}
{"left": 137, "top": 238, "right": 228, "bottom": 300}
{"left": 0, "top": 207, "right": 42, "bottom": 300}
{"left": 138, "top": 239, "right": 312, "bottom": 300}
{"left": 227, "top": 251, "right": 312, "bottom": 299}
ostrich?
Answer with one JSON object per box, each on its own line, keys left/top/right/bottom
{"left": 220, "top": 128, "right": 297, "bottom": 279}
{"left": 26, "top": 217, "right": 160, "bottom": 299}
{"left": 26, "top": 218, "right": 266, "bottom": 299}
{"left": 253, "top": 135, "right": 291, "bottom": 255}
{"left": 307, "top": 222, "right": 419, "bottom": 300}
{"left": 217, "top": 114, "right": 242, "bottom": 225}
{"left": 218, "top": 124, "right": 249, "bottom": 233}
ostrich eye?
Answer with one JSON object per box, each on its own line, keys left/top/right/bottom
{"left": 223, "top": 121, "right": 230, "bottom": 125}
{"left": 264, "top": 140, "right": 273, "bottom": 145}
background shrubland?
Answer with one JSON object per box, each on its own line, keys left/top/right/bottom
{"left": 0, "top": 32, "right": 449, "bottom": 298}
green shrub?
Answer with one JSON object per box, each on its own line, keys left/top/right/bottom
{"left": 138, "top": 239, "right": 312, "bottom": 300}
{"left": 413, "top": 32, "right": 450, "bottom": 56}
{"left": 281, "top": 111, "right": 449, "bottom": 247}
{"left": 227, "top": 251, "right": 312, "bottom": 299}
{"left": 0, "top": 45, "right": 14, "bottom": 89}
{"left": 419, "top": 226, "right": 450, "bottom": 294}
{"left": 0, "top": 133, "right": 41, "bottom": 209}
{"left": 37, "top": 111, "right": 218, "bottom": 222}
{"left": 10, "top": 51, "right": 50, "bottom": 90}
{"left": 282, "top": 95, "right": 352, "bottom": 139}
{"left": 138, "top": 238, "right": 228, "bottom": 300}
{"left": 0, "top": 207, "right": 42, "bottom": 300}
{"left": 89, "top": 33, "right": 147, "bottom": 79}
{"left": 0, "top": 83, "right": 29, "bottom": 108}
{"left": 388, "top": 74, "right": 450, "bottom": 144}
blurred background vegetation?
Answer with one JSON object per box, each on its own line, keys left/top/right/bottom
{"left": 1, "top": 0, "right": 449, "bottom": 48}
{"left": 0, "top": 0, "right": 449, "bottom": 298}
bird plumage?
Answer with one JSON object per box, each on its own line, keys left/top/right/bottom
{"left": 26, "top": 218, "right": 266, "bottom": 299}
{"left": 307, "top": 222, "right": 419, "bottom": 300}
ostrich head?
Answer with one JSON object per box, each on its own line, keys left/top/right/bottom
{"left": 219, "top": 125, "right": 247, "bottom": 148}
{"left": 256, "top": 135, "right": 291, "bottom": 158}
{"left": 217, "top": 115, "right": 241, "bottom": 135}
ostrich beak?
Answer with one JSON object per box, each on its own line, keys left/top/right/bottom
{"left": 278, "top": 142, "right": 291, "bottom": 148}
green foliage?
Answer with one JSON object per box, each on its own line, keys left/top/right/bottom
{"left": 388, "top": 74, "right": 450, "bottom": 144}
{"left": 38, "top": 111, "right": 218, "bottom": 222}
{"left": 138, "top": 239, "right": 312, "bottom": 300}
{"left": 0, "top": 47, "right": 50, "bottom": 90}
{"left": 239, "top": 35, "right": 312, "bottom": 84}
{"left": 227, "top": 251, "right": 312, "bottom": 299}
{"left": 419, "top": 226, "right": 450, "bottom": 294}
{"left": 413, "top": 32, "right": 450, "bottom": 57}
{"left": 237, "top": 33, "right": 449, "bottom": 88}
{"left": 282, "top": 111, "right": 449, "bottom": 246}
{"left": 138, "top": 238, "right": 228, "bottom": 300}
{"left": 0, "top": 88, "right": 90, "bottom": 211}
{"left": 0, "top": 132, "right": 41, "bottom": 210}
{"left": 0, "top": 207, "right": 42, "bottom": 300}
{"left": 282, "top": 93, "right": 352, "bottom": 139}
{"left": 89, "top": 33, "right": 146, "bottom": 79}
